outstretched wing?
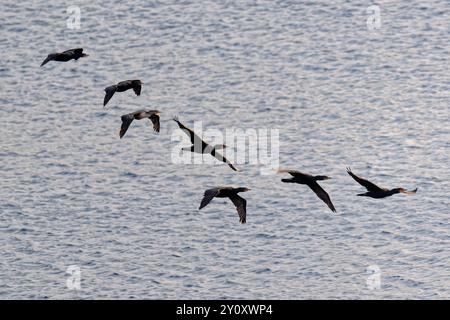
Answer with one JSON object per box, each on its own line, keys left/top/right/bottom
{"left": 211, "top": 150, "right": 238, "bottom": 171}
{"left": 199, "top": 188, "right": 220, "bottom": 210}
{"left": 62, "top": 48, "right": 83, "bottom": 55}
{"left": 149, "top": 114, "right": 160, "bottom": 133}
{"left": 132, "top": 82, "right": 141, "bottom": 96}
{"left": 277, "top": 169, "right": 309, "bottom": 178}
{"left": 346, "top": 167, "right": 384, "bottom": 192}
{"left": 308, "top": 182, "right": 336, "bottom": 213}
{"left": 119, "top": 114, "right": 134, "bottom": 139}
{"left": 72, "top": 48, "right": 84, "bottom": 55}
{"left": 104, "top": 85, "right": 116, "bottom": 107}
{"left": 173, "top": 117, "right": 203, "bottom": 145}
{"left": 229, "top": 195, "right": 247, "bottom": 224}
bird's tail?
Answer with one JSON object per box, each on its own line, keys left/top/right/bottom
{"left": 40, "top": 56, "right": 51, "bottom": 67}
{"left": 281, "top": 178, "right": 295, "bottom": 183}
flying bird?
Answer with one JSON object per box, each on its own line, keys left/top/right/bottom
{"left": 347, "top": 167, "right": 417, "bottom": 198}
{"left": 278, "top": 169, "right": 336, "bottom": 212}
{"left": 104, "top": 80, "right": 143, "bottom": 107}
{"left": 40, "top": 48, "right": 88, "bottom": 67}
{"left": 119, "top": 110, "right": 160, "bottom": 139}
{"left": 173, "top": 117, "right": 238, "bottom": 171}
{"left": 199, "top": 187, "right": 251, "bottom": 224}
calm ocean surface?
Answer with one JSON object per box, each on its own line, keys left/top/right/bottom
{"left": 0, "top": 0, "right": 449, "bottom": 299}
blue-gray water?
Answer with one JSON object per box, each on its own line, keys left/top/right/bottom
{"left": 1, "top": 0, "right": 449, "bottom": 299}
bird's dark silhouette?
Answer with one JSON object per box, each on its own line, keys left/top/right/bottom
{"left": 199, "top": 187, "right": 250, "bottom": 223}
{"left": 173, "top": 117, "right": 238, "bottom": 171}
{"left": 278, "top": 169, "right": 336, "bottom": 212}
{"left": 104, "top": 80, "right": 142, "bottom": 107}
{"left": 119, "top": 110, "right": 160, "bottom": 139}
{"left": 346, "top": 167, "right": 417, "bottom": 198}
{"left": 40, "top": 48, "right": 88, "bottom": 67}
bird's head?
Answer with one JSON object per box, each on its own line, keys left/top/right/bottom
{"left": 395, "top": 188, "right": 418, "bottom": 195}
{"left": 236, "top": 187, "right": 251, "bottom": 193}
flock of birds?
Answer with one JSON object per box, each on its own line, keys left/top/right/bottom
{"left": 40, "top": 48, "right": 418, "bottom": 224}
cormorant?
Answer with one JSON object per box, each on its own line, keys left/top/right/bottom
{"left": 347, "top": 167, "right": 417, "bottom": 198}
{"left": 199, "top": 187, "right": 250, "bottom": 224}
{"left": 104, "top": 80, "right": 142, "bottom": 107}
{"left": 278, "top": 169, "right": 336, "bottom": 212}
{"left": 120, "top": 110, "right": 160, "bottom": 139}
{"left": 40, "top": 48, "right": 88, "bottom": 67}
{"left": 173, "top": 117, "right": 238, "bottom": 171}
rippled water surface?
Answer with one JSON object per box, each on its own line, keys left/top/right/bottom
{"left": 1, "top": 0, "right": 449, "bottom": 299}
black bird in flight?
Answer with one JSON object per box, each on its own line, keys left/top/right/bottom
{"left": 278, "top": 169, "right": 336, "bottom": 212}
{"left": 104, "top": 80, "right": 142, "bottom": 107}
{"left": 40, "top": 48, "right": 88, "bottom": 67}
{"left": 173, "top": 117, "right": 238, "bottom": 171}
{"left": 199, "top": 187, "right": 251, "bottom": 224}
{"left": 347, "top": 167, "right": 417, "bottom": 199}
{"left": 119, "top": 110, "right": 160, "bottom": 139}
